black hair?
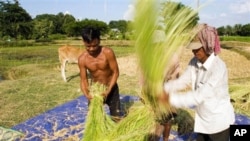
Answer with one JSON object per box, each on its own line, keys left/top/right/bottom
{"left": 81, "top": 27, "right": 100, "bottom": 43}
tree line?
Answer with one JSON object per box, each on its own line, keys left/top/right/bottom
{"left": 217, "top": 24, "right": 250, "bottom": 37}
{"left": 0, "top": 0, "right": 249, "bottom": 42}
{"left": 0, "top": 0, "right": 131, "bottom": 41}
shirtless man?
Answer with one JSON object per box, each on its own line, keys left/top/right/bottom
{"left": 78, "top": 27, "right": 121, "bottom": 120}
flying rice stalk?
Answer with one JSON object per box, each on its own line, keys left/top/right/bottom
{"left": 100, "top": 1, "right": 160, "bottom": 140}
{"left": 134, "top": 0, "right": 200, "bottom": 116}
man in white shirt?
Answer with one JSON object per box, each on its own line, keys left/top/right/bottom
{"left": 162, "top": 24, "right": 235, "bottom": 141}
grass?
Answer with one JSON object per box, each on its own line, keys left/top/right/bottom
{"left": 0, "top": 39, "right": 250, "bottom": 130}
{"left": 220, "top": 36, "right": 250, "bottom": 42}
{"left": 0, "top": 41, "right": 135, "bottom": 128}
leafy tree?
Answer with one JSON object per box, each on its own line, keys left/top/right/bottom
{"left": 233, "top": 24, "right": 242, "bottom": 36}
{"left": 32, "top": 19, "right": 54, "bottom": 39}
{"left": 218, "top": 24, "right": 250, "bottom": 36}
{"left": 61, "top": 13, "right": 76, "bottom": 34}
{"left": 81, "top": 19, "right": 109, "bottom": 35}
{"left": 0, "top": 0, "right": 33, "bottom": 39}
{"left": 109, "top": 20, "right": 127, "bottom": 32}
{"left": 62, "top": 19, "right": 109, "bottom": 37}
{"left": 54, "top": 12, "right": 75, "bottom": 34}
{"left": 241, "top": 24, "right": 250, "bottom": 36}
{"left": 109, "top": 20, "right": 128, "bottom": 39}
{"left": 33, "top": 14, "right": 57, "bottom": 35}
{"left": 65, "top": 21, "right": 83, "bottom": 37}
{"left": 225, "top": 25, "right": 233, "bottom": 36}
{"left": 217, "top": 26, "right": 226, "bottom": 36}
{"left": 33, "top": 13, "right": 76, "bottom": 38}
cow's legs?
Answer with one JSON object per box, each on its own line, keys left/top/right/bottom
{"left": 61, "top": 60, "right": 67, "bottom": 82}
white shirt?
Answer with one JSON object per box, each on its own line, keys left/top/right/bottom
{"left": 164, "top": 53, "right": 235, "bottom": 134}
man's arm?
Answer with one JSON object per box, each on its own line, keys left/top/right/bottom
{"left": 78, "top": 54, "right": 92, "bottom": 100}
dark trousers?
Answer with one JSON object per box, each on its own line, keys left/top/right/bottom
{"left": 196, "top": 128, "right": 230, "bottom": 141}
{"left": 104, "top": 83, "right": 121, "bottom": 117}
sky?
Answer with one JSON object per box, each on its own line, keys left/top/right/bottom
{"left": 18, "top": 0, "right": 250, "bottom": 28}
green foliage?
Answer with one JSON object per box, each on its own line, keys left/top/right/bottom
{"left": 109, "top": 20, "right": 128, "bottom": 39}
{"left": 0, "top": 40, "right": 34, "bottom": 47}
{"left": 0, "top": 0, "right": 33, "bottom": 39}
{"left": 241, "top": 24, "right": 250, "bottom": 36}
{"left": 32, "top": 18, "right": 54, "bottom": 39}
{"left": 220, "top": 36, "right": 250, "bottom": 42}
{"left": 48, "top": 34, "right": 67, "bottom": 40}
{"left": 33, "top": 13, "right": 76, "bottom": 36}
{"left": 217, "top": 24, "right": 250, "bottom": 36}
{"left": 79, "top": 19, "right": 109, "bottom": 35}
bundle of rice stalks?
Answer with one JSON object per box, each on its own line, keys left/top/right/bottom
{"left": 134, "top": 0, "right": 199, "bottom": 116}
{"left": 229, "top": 84, "right": 250, "bottom": 117}
{"left": 83, "top": 83, "right": 115, "bottom": 141}
{"left": 83, "top": 83, "right": 156, "bottom": 141}
{"left": 104, "top": 102, "right": 156, "bottom": 141}
{"left": 0, "top": 126, "right": 24, "bottom": 141}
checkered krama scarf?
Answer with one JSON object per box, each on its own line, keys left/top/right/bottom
{"left": 197, "top": 24, "right": 221, "bottom": 55}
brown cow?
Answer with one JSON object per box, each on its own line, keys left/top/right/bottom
{"left": 58, "top": 45, "right": 85, "bottom": 82}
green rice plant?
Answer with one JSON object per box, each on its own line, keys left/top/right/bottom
{"left": 220, "top": 36, "right": 250, "bottom": 42}
{"left": 104, "top": 102, "right": 156, "bottom": 141}
{"left": 0, "top": 126, "right": 24, "bottom": 141}
{"left": 134, "top": 0, "right": 199, "bottom": 115}
{"left": 83, "top": 84, "right": 156, "bottom": 141}
{"left": 83, "top": 83, "right": 115, "bottom": 141}
{"left": 230, "top": 84, "right": 250, "bottom": 117}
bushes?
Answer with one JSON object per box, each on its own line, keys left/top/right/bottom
{"left": 220, "top": 36, "right": 250, "bottom": 42}
{"left": 48, "top": 34, "right": 67, "bottom": 40}
{"left": 0, "top": 40, "right": 34, "bottom": 47}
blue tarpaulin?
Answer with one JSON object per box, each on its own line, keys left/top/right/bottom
{"left": 12, "top": 95, "right": 250, "bottom": 141}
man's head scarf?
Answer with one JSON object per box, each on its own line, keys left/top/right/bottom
{"left": 197, "top": 24, "right": 221, "bottom": 55}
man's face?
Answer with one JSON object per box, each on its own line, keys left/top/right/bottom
{"left": 192, "top": 47, "right": 208, "bottom": 63}
{"left": 84, "top": 38, "right": 100, "bottom": 56}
